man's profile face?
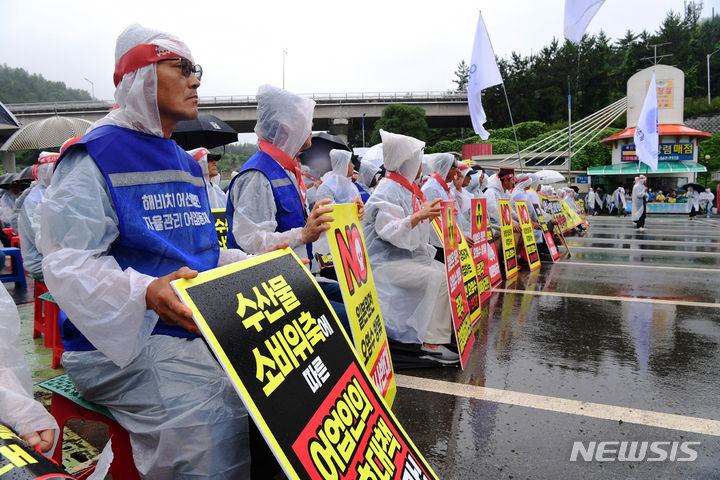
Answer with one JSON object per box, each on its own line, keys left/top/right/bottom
{"left": 156, "top": 59, "right": 200, "bottom": 127}
{"left": 501, "top": 176, "right": 514, "bottom": 191}
{"left": 208, "top": 160, "right": 219, "bottom": 177}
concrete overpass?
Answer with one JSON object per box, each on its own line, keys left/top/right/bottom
{"left": 6, "top": 90, "right": 471, "bottom": 143}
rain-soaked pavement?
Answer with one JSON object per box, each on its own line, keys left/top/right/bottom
{"left": 7, "top": 214, "right": 720, "bottom": 478}
{"left": 391, "top": 214, "right": 720, "bottom": 479}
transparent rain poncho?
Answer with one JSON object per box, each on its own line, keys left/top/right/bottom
{"left": 484, "top": 173, "right": 510, "bottom": 226}
{"left": 631, "top": 178, "right": 647, "bottom": 222}
{"left": 37, "top": 24, "right": 251, "bottom": 479}
{"left": 357, "top": 159, "right": 380, "bottom": 190}
{"left": 229, "top": 86, "right": 315, "bottom": 260}
{"left": 0, "top": 283, "right": 59, "bottom": 453}
{"left": 188, "top": 147, "right": 228, "bottom": 209}
{"left": 362, "top": 130, "right": 452, "bottom": 345}
{"left": 421, "top": 153, "right": 455, "bottom": 203}
{"left": 512, "top": 174, "right": 543, "bottom": 243}
{"left": 18, "top": 152, "right": 58, "bottom": 276}
{"left": 316, "top": 149, "right": 359, "bottom": 204}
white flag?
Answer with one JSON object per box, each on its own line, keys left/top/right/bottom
{"left": 634, "top": 73, "right": 659, "bottom": 172}
{"left": 468, "top": 12, "right": 502, "bottom": 140}
{"left": 564, "top": 0, "right": 605, "bottom": 44}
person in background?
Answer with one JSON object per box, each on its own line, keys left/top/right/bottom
{"left": 354, "top": 158, "right": 380, "bottom": 204}
{"left": 593, "top": 186, "right": 606, "bottom": 215}
{"left": 188, "top": 148, "right": 227, "bottom": 209}
{"left": 586, "top": 187, "right": 596, "bottom": 215}
{"left": 421, "top": 152, "right": 458, "bottom": 249}
{"left": 362, "top": 130, "right": 457, "bottom": 364}
{"left": 631, "top": 175, "right": 649, "bottom": 231}
{"left": 700, "top": 189, "right": 714, "bottom": 217}
{"left": 17, "top": 152, "right": 59, "bottom": 278}
{"left": 38, "top": 24, "right": 258, "bottom": 478}
{"left": 453, "top": 162, "right": 474, "bottom": 239}
{"left": 655, "top": 189, "right": 666, "bottom": 203}
{"left": 647, "top": 187, "right": 655, "bottom": 203}
{"left": 687, "top": 186, "right": 699, "bottom": 221}
{"left": 484, "top": 168, "right": 522, "bottom": 255}
{"left": 316, "top": 149, "right": 361, "bottom": 205}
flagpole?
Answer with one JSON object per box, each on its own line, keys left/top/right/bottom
{"left": 567, "top": 77, "right": 572, "bottom": 184}
{"left": 501, "top": 82, "right": 522, "bottom": 173}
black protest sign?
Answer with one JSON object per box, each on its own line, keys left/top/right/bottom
{"left": 172, "top": 249, "right": 437, "bottom": 480}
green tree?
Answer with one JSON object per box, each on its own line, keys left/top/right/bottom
{"left": 369, "top": 104, "right": 429, "bottom": 145}
{"left": 452, "top": 60, "right": 469, "bottom": 92}
{"left": 0, "top": 64, "right": 91, "bottom": 103}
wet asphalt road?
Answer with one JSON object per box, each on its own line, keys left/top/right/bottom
{"left": 391, "top": 215, "right": 720, "bottom": 479}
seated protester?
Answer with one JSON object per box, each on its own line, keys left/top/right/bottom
{"left": 485, "top": 168, "right": 523, "bottom": 254}
{"left": 421, "top": 153, "right": 458, "bottom": 248}
{"left": 453, "top": 162, "right": 474, "bottom": 241}
{"left": 511, "top": 173, "right": 544, "bottom": 245}
{"left": 226, "top": 85, "right": 354, "bottom": 331}
{"left": 316, "top": 149, "right": 361, "bottom": 205}
{"left": 38, "top": 24, "right": 257, "bottom": 477}
{"left": 362, "top": 130, "right": 458, "bottom": 364}
{"left": 17, "top": 152, "right": 59, "bottom": 279}
{"left": 0, "top": 181, "right": 22, "bottom": 228}
{"left": 188, "top": 148, "right": 227, "bottom": 209}
{"left": 300, "top": 165, "right": 320, "bottom": 210}
{"left": 355, "top": 159, "right": 381, "bottom": 203}
{"left": 0, "top": 283, "right": 59, "bottom": 454}
{"left": 655, "top": 190, "right": 665, "bottom": 203}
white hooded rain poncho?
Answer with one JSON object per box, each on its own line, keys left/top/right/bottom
{"left": 229, "top": 85, "right": 316, "bottom": 260}
{"left": 362, "top": 130, "right": 452, "bottom": 345}
{"left": 484, "top": 172, "right": 511, "bottom": 226}
{"left": 631, "top": 176, "right": 648, "bottom": 222}
{"left": 356, "top": 159, "right": 380, "bottom": 191}
{"left": 512, "top": 173, "right": 543, "bottom": 243}
{"left": 316, "top": 149, "right": 359, "bottom": 204}
{"left": 38, "top": 24, "right": 252, "bottom": 479}
{"left": 421, "top": 153, "right": 456, "bottom": 246}
{"left": 188, "top": 147, "right": 228, "bottom": 209}
{"left": 17, "top": 152, "right": 58, "bottom": 277}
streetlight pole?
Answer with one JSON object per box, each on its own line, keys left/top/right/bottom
{"left": 362, "top": 113, "right": 366, "bottom": 148}
{"left": 84, "top": 77, "right": 94, "bottom": 100}
{"left": 282, "top": 50, "right": 288, "bottom": 89}
{"left": 708, "top": 49, "right": 719, "bottom": 104}
{"left": 704, "top": 154, "right": 711, "bottom": 187}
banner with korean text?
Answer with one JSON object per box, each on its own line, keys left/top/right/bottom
{"left": 497, "top": 199, "right": 518, "bottom": 279}
{"left": 212, "top": 208, "right": 228, "bottom": 249}
{"left": 531, "top": 203, "right": 559, "bottom": 262}
{"left": 437, "top": 201, "right": 475, "bottom": 368}
{"left": 172, "top": 250, "right": 437, "bottom": 480}
{"left": 326, "top": 204, "right": 396, "bottom": 406}
{"left": 470, "top": 198, "right": 501, "bottom": 295}
{"left": 515, "top": 200, "right": 541, "bottom": 271}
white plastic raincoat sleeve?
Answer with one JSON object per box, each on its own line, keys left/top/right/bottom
{"left": 228, "top": 169, "right": 306, "bottom": 259}
{"left": 0, "top": 283, "right": 58, "bottom": 448}
{"left": 631, "top": 183, "right": 647, "bottom": 222}
{"left": 17, "top": 186, "right": 45, "bottom": 276}
{"left": 38, "top": 151, "right": 158, "bottom": 368}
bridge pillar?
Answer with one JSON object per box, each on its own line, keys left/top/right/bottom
{"left": 1, "top": 151, "right": 15, "bottom": 174}
{"left": 329, "top": 118, "right": 349, "bottom": 145}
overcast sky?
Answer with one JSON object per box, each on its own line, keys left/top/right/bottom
{"left": 1, "top": 0, "right": 717, "bottom": 102}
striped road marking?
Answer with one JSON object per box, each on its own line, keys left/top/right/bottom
{"left": 554, "top": 260, "right": 720, "bottom": 273}
{"left": 396, "top": 375, "right": 720, "bottom": 437}
{"left": 492, "top": 288, "right": 720, "bottom": 309}
{"left": 566, "top": 245, "right": 720, "bottom": 257}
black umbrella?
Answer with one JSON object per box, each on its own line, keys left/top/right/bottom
{"left": 680, "top": 182, "right": 705, "bottom": 192}
{"left": 171, "top": 114, "right": 238, "bottom": 149}
{"left": 298, "top": 132, "right": 350, "bottom": 178}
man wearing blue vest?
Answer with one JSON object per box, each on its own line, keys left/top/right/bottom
{"left": 226, "top": 85, "right": 352, "bottom": 329}
{"left": 38, "top": 24, "right": 255, "bottom": 479}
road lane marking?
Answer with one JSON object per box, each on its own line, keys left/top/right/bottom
{"left": 566, "top": 245, "right": 720, "bottom": 257}
{"left": 551, "top": 260, "right": 720, "bottom": 273}
{"left": 396, "top": 375, "right": 720, "bottom": 437}
{"left": 492, "top": 288, "right": 720, "bottom": 308}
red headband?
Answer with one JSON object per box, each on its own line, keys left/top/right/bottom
{"left": 38, "top": 153, "right": 60, "bottom": 165}
{"left": 113, "top": 43, "right": 183, "bottom": 87}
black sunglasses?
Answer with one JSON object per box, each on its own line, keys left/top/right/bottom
{"left": 159, "top": 57, "right": 202, "bottom": 82}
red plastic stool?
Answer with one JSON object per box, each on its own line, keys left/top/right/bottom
{"left": 33, "top": 278, "right": 51, "bottom": 346}
{"left": 38, "top": 375, "right": 141, "bottom": 480}
{"left": 38, "top": 291, "right": 64, "bottom": 369}
{"left": 2, "top": 228, "right": 20, "bottom": 249}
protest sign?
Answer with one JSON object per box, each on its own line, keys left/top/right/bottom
{"left": 531, "top": 203, "right": 559, "bottom": 262}
{"left": 172, "top": 250, "right": 437, "bottom": 480}
{"left": 211, "top": 208, "right": 228, "bottom": 249}
{"left": 497, "top": 199, "right": 518, "bottom": 279}
{"left": 326, "top": 204, "right": 396, "bottom": 406}
{"left": 437, "top": 201, "right": 475, "bottom": 368}
{"left": 469, "top": 198, "right": 499, "bottom": 297}
{"left": 514, "top": 200, "right": 541, "bottom": 271}
{"left": 560, "top": 199, "right": 583, "bottom": 230}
